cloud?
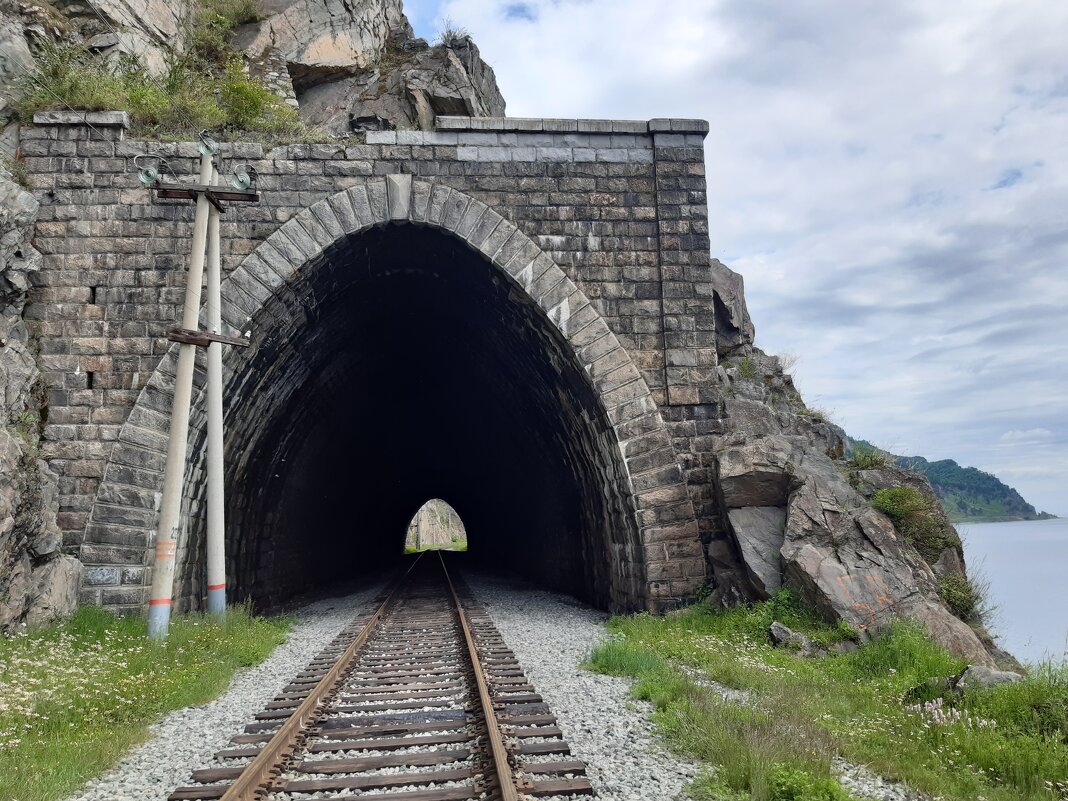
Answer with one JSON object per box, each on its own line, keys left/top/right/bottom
{"left": 410, "top": 0, "right": 1068, "bottom": 514}
{"left": 999, "top": 429, "right": 1055, "bottom": 446}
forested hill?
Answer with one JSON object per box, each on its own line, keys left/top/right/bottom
{"left": 853, "top": 442, "right": 1057, "bottom": 523}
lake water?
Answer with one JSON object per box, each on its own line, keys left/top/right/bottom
{"left": 958, "top": 518, "right": 1068, "bottom": 665}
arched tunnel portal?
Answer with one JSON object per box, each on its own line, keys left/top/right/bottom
{"left": 86, "top": 180, "right": 701, "bottom": 614}
{"left": 202, "top": 223, "right": 638, "bottom": 609}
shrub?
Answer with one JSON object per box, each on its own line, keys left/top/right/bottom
{"left": 737, "top": 356, "right": 760, "bottom": 380}
{"left": 872, "top": 485, "right": 959, "bottom": 563}
{"left": 189, "top": 0, "right": 266, "bottom": 67}
{"left": 939, "top": 572, "right": 984, "bottom": 623}
{"left": 217, "top": 60, "right": 300, "bottom": 132}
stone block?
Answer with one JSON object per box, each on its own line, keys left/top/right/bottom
{"left": 84, "top": 566, "right": 120, "bottom": 585}
{"left": 386, "top": 174, "right": 413, "bottom": 220}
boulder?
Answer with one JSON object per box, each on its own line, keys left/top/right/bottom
{"left": 237, "top": 0, "right": 409, "bottom": 72}
{"left": 723, "top": 397, "right": 781, "bottom": 437}
{"left": 25, "top": 555, "right": 82, "bottom": 627}
{"left": 715, "top": 436, "right": 796, "bottom": 508}
{"left": 296, "top": 36, "right": 505, "bottom": 133}
{"left": 726, "top": 506, "right": 785, "bottom": 597}
{"left": 769, "top": 620, "right": 816, "bottom": 655}
{"left": 955, "top": 665, "right": 1025, "bottom": 691}
{"left": 933, "top": 546, "right": 964, "bottom": 578}
{"left": 709, "top": 258, "right": 755, "bottom": 355}
{"left": 780, "top": 473, "right": 994, "bottom": 666}
{"left": 0, "top": 17, "right": 33, "bottom": 98}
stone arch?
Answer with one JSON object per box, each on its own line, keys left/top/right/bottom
{"left": 82, "top": 177, "right": 700, "bottom": 612}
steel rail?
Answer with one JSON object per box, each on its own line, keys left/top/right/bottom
{"left": 437, "top": 551, "right": 519, "bottom": 801}
{"left": 218, "top": 553, "right": 424, "bottom": 801}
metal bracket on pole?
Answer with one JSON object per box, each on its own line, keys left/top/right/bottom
{"left": 154, "top": 185, "right": 259, "bottom": 212}
{"left": 167, "top": 328, "right": 251, "bottom": 348}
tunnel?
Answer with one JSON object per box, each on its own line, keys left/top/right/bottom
{"left": 176, "top": 222, "right": 642, "bottom": 611}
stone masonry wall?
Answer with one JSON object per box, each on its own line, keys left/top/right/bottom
{"left": 21, "top": 111, "right": 726, "bottom": 612}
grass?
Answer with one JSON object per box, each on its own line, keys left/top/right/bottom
{"left": 736, "top": 356, "right": 760, "bottom": 381}
{"left": 795, "top": 406, "right": 831, "bottom": 424}
{"left": 17, "top": 44, "right": 305, "bottom": 142}
{"left": 15, "top": 0, "right": 313, "bottom": 144}
{"left": 848, "top": 444, "right": 892, "bottom": 470}
{"left": 435, "top": 18, "right": 471, "bottom": 48}
{"left": 404, "top": 539, "right": 469, "bottom": 554}
{"left": 0, "top": 604, "right": 290, "bottom": 801}
{"left": 2, "top": 155, "right": 29, "bottom": 188}
{"left": 588, "top": 591, "right": 1068, "bottom": 801}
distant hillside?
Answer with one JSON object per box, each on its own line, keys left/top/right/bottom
{"left": 853, "top": 441, "right": 1057, "bottom": 523}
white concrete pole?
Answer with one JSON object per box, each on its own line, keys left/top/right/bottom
{"left": 147, "top": 151, "right": 214, "bottom": 640}
{"left": 205, "top": 167, "right": 226, "bottom": 616}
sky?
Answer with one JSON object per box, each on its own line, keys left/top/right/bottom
{"left": 404, "top": 0, "right": 1068, "bottom": 515}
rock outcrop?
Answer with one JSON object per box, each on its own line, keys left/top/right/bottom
{"left": 0, "top": 164, "right": 81, "bottom": 630}
{"left": 233, "top": 0, "right": 505, "bottom": 133}
{"left": 706, "top": 259, "right": 998, "bottom": 666}
{"left": 1, "top": 0, "right": 504, "bottom": 136}
{"left": 0, "top": 0, "right": 190, "bottom": 81}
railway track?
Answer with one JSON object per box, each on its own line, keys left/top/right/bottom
{"left": 168, "top": 552, "right": 594, "bottom": 801}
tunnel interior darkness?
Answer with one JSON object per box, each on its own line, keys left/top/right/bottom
{"left": 176, "top": 223, "right": 641, "bottom": 610}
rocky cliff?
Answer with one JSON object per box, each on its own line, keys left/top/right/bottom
{"left": 0, "top": 163, "right": 81, "bottom": 628}
{"left": 705, "top": 259, "right": 1007, "bottom": 666}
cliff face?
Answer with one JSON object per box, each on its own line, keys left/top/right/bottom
{"left": 0, "top": 164, "right": 81, "bottom": 628}
{"left": 705, "top": 259, "right": 1005, "bottom": 666}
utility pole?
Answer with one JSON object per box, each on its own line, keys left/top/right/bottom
{"left": 146, "top": 144, "right": 213, "bottom": 640}
{"left": 136, "top": 137, "right": 257, "bottom": 639}
{"left": 205, "top": 167, "right": 226, "bottom": 616}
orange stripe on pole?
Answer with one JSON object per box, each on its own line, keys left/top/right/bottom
{"left": 207, "top": 582, "right": 226, "bottom": 591}
{"left": 148, "top": 598, "right": 172, "bottom": 606}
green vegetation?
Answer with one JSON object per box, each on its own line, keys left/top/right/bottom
{"left": 737, "top": 356, "right": 760, "bottom": 381}
{"left": 872, "top": 485, "right": 960, "bottom": 564}
{"left": 796, "top": 406, "right": 831, "bottom": 424}
{"left": 10, "top": 409, "right": 41, "bottom": 450}
{"left": 15, "top": 0, "right": 310, "bottom": 142}
{"left": 852, "top": 441, "right": 1056, "bottom": 522}
{"left": 588, "top": 592, "right": 1068, "bottom": 801}
{"left": 1, "top": 155, "right": 29, "bottom": 188}
{"left": 847, "top": 442, "right": 891, "bottom": 470}
{"left": 871, "top": 486, "right": 991, "bottom": 624}
{"left": 435, "top": 18, "right": 471, "bottom": 48}
{"left": 938, "top": 571, "right": 992, "bottom": 625}
{"left": 0, "top": 605, "right": 290, "bottom": 801}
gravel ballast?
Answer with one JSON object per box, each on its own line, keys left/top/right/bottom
{"left": 465, "top": 571, "right": 700, "bottom": 801}
{"left": 65, "top": 585, "right": 382, "bottom": 801}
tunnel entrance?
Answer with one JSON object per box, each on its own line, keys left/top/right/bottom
{"left": 181, "top": 222, "right": 641, "bottom": 611}
{"left": 405, "top": 499, "right": 468, "bottom": 553}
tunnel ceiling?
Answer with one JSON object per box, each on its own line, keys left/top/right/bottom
{"left": 179, "top": 224, "right": 641, "bottom": 610}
